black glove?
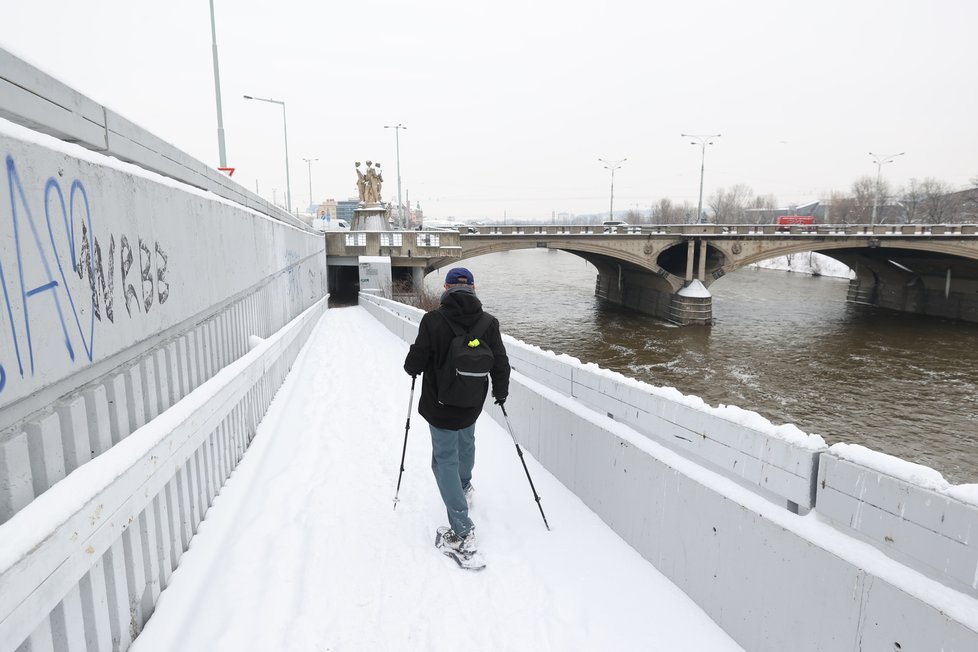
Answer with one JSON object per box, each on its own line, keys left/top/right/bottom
{"left": 494, "top": 396, "right": 506, "bottom": 406}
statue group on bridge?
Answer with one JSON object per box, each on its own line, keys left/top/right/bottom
{"left": 355, "top": 161, "right": 384, "bottom": 204}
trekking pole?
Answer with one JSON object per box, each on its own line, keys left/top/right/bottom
{"left": 393, "top": 376, "right": 417, "bottom": 510}
{"left": 499, "top": 403, "right": 551, "bottom": 531}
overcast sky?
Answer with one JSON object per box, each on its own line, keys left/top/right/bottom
{"left": 2, "top": 0, "right": 976, "bottom": 220}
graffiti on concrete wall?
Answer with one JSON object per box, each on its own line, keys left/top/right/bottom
{"left": 0, "top": 154, "right": 171, "bottom": 395}
{"left": 285, "top": 250, "right": 301, "bottom": 306}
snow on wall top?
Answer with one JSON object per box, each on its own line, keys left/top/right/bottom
{"left": 830, "top": 442, "right": 978, "bottom": 506}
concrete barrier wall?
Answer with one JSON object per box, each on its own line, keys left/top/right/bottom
{"left": 0, "top": 110, "right": 326, "bottom": 524}
{"left": 0, "top": 48, "right": 328, "bottom": 651}
{"left": 817, "top": 450, "right": 978, "bottom": 598}
{"left": 360, "top": 293, "right": 978, "bottom": 651}
{"left": 0, "top": 125, "right": 323, "bottom": 419}
{"left": 0, "top": 298, "right": 326, "bottom": 651}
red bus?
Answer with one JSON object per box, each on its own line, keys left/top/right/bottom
{"left": 777, "top": 215, "right": 815, "bottom": 231}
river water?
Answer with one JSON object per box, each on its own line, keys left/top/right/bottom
{"left": 426, "top": 248, "right": 978, "bottom": 484}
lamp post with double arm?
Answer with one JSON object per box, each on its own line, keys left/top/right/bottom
{"left": 869, "top": 151, "right": 904, "bottom": 225}
{"left": 384, "top": 124, "right": 407, "bottom": 228}
{"left": 598, "top": 158, "right": 626, "bottom": 222}
{"left": 681, "top": 133, "right": 721, "bottom": 223}
{"left": 244, "top": 94, "right": 292, "bottom": 213}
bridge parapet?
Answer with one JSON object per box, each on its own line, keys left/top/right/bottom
{"left": 466, "top": 223, "right": 978, "bottom": 237}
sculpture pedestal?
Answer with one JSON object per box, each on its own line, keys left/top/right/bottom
{"left": 352, "top": 204, "right": 389, "bottom": 230}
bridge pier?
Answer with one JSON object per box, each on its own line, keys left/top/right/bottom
{"left": 840, "top": 252, "right": 978, "bottom": 322}
{"left": 594, "top": 265, "right": 713, "bottom": 325}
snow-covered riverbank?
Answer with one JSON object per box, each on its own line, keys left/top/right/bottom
{"left": 750, "top": 252, "right": 855, "bottom": 279}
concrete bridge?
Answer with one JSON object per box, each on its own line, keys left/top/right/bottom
{"left": 326, "top": 222, "right": 978, "bottom": 324}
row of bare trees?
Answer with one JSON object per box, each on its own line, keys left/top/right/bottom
{"left": 628, "top": 185, "right": 779, "bottom": 225}
{"left": 621, "top": 175, "right": 978, "bottom": 225}
{"left": 828, "top": 176, "right": 978, "bottom": 224}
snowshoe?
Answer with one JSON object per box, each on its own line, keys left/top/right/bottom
{"left": 435, "top": 526, "right": 486, "bottom": 571}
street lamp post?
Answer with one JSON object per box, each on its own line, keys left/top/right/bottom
{"left": 597, "top": 158, "right": 626, "bottom": 221}
{"left": 384, "top": 124, "right": 406, "bottom": 228}
{"left": 681, "top": 133, "right": 721, "bottom": 223}
{"left": 302, "top": 157, "right": 318, "bottom": 213}
{"left": 869, "top": 151, "right": 904, "bottom": 225}
{"left": 208, "top": 0, "right": 227, "bottom": 167}
{"left": 244, "top": 95, "right": 292, "bottom": 213}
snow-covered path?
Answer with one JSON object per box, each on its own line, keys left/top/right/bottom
{"left": 131, "top": 306, "right": 742, "bottom": 651}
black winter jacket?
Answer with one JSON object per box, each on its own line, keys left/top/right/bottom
{"left": 403, "top": 287, "right": 510, "bottom": 430}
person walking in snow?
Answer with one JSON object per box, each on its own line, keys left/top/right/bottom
{"left": 403, "top": 266, "right": 510, "bottom": 568}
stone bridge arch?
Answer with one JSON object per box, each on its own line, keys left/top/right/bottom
{"left": 326, "top": 226, "right": 978, "bottom": 324}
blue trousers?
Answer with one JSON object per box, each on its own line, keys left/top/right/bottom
{"left": 429, "top": 423, "right": 476, "bottom": 536}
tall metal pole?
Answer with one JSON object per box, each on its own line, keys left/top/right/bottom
{"left": 598, "top": 158, "right": 626, "bottom": 221}
{"left": 282, "top": 104, "right": 292, "bottom": 214}
{"left": 869, "top": 151, "right": 904, "bottom": 225}
{"left": 209, "top": 0, "right": 227, "bottom": 167}
{"left": 244, "top": 95, "right": 292, "bottom": 213}
{"left": 385, "top": 124, "right": 406, "bottom": 228}
{"left": 303, "top": 157, "right": 318, "bottom": 211}
{"left": 681, "top": 133, "right": 721, "bottom": 223}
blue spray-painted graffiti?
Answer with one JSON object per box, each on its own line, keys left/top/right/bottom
{"left": 0, "top": 154, "right": 171, "bottom": 395}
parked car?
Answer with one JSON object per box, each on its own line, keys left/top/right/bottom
{"left": 602, "top": 220, "right": 630, "bottom": 232}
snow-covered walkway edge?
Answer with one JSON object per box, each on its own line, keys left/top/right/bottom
{"left": 130, "top": 306, "right": 741, "bottom": 652}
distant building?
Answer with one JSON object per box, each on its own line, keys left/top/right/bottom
{"left": 317, "top": 199, "right": 338, "bottom": 220}
{"left": 407, "top": 201, "right": 424, "bottom": 228}
{"left": 336, "top": 199, "right": 359, "bottom": 224}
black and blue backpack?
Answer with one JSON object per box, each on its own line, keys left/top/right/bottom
{"left": 435, "top": 312, "right": 495, "bottom": 408}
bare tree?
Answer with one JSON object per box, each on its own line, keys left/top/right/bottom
{"left": 899, "top": 178, "right": 925, "bottom": 224}
{"left": 708, "top": 184, "right": 754, "bottom": 223}
{"left": 851, "top": 176, "right": 883, "bottom": 223}
{"left": 963, "top": 175, "right": 978, "bottom": 222}
{"left": 827, "top": 190, "right": 859, "bottom": 224}
{"left": 745, "top": 194, "right": 778, "bottom": 224}
{"left": 650, "top": 198, "right": 689, "bottom": 224}
{"left": 624, "top": 208, "right": 643, "bottom": 224}
{"left": 920, "top": 178, "right": 958, "bottom": 223}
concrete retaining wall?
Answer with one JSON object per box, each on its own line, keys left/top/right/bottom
{"left": 0, "top": 62, "right": 327, "bottom": 525}
{"left": 818, "top": 452, "right": 978, "bottom": 598}
{"left": 360, "top": 293, "right": 978, "bottom": 652}
{"left": 0, "top": 49, "right": 327, "bottom": 651}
